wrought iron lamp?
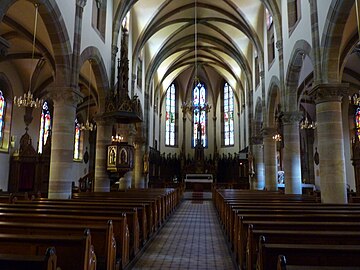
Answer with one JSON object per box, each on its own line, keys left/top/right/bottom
{"left": 81, "top": 61, "right": 95, "bottom": 131}
{"left": 13, "top": 3, "right": 43, "bottom": 108}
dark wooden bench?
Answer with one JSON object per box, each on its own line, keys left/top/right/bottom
{"left": 0, "top": 246, "right": 57, "bottom": 270}
{"left": 0, "top": 230, "right": 96, "bottom": 270}
{"left": 277, "top": 254, "right": 360, "bottom": 270}
{"left": 0, "top": 220, "right": 116, "bottom": 270}
{"left": 18, "top": 199, "right": 150, "bottom": 245}
{"left": 257, "top": 236, "right": 360, "bottom": 270}
{"left": 0, "top": 212, "right": 129, "bottom": 269}
{"left": 237, "top": 213, "right": 360, "bottom": 269}
{"left": 247, "top": 227, "right": 360, "bottom": 270}
{"left": 0, "top": 205, "right": 139, "bottom": 258}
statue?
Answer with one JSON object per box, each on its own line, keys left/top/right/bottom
{"left": 248, "top": 151, "right": 255, "bottom": 177}
{"left": 196, "top": 122, "right": 202, "bottom": 145}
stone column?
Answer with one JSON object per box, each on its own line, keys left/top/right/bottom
{"left": 282, "top": 111, "right": 303, "bottom": 194}
{"left": 262, "top": 127, "right": 278, "bottom": 191}
{"left": 308, "top": 0, "right": 322, "bottom": 84}
{"left": 70, "top": 0, "right": 87, "bottom": 88}
{"left": 134, "top": 136, "right": 146, "bottom": 189}
{"left": 94, "top": 118, "right": 113, "bottom": 192}
{"left": 251, "top": 136, "right": 265, "bottom": 190}
{"left": 48, "top": 87, "right": 82, "bottom": 199}
{"left": 313, "top": 84, "right": 348, "bottom": 203}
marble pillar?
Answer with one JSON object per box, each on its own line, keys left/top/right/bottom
{"left": 94, "top": 118, "right": 113, "bottom": 192}
{"left": 48, "top": 87, "right": 82, "bottom": 199}
{"left": 282, "top": 111, "right": 303, "bottom": 194}
{"left": 262, "top": 127, "right": 278, "bottom": 191}
{"left": 313, "top": 84, "right": 348, "bottom": 203}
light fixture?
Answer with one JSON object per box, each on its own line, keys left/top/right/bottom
{"left": 181, "top": 0, "right": 211, "bottom": 116}
{"left": 350, "top": 92, "right": 360, "bottom": 106}
{"left": 81, "top": 61, "right": 95, "bottom": 131}
{"left": 112, "top": 134, "right": 123, "bottom": 143}
{"left": 299, "top": 53, "right": 317, "bottom": 130}
{"left": 13, "top": 3, "right": 43, "bottom": 108}
{"left": 272, "top": 134, "right": 282, "bottom": 142}
{"left": 194, "top": 0, "right": 199, "bottom": 84}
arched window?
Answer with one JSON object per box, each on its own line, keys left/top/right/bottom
{"left": 0, "top": 91, "right": 6, "bottom": 146}
{"left": 355, "top": 107, "right": 360, "bottom": 142}
{"left": 38, "top": 101, "right": 51, "bottom": 154}
{"left": 74, "top": 118, "right": 81, "bottom": 160}
{"left": 193, "top": 82, "right": 208, "bottom": 147}
{"left": 165, "top": 83, "right": 176, "bottom": 146}
{"left": 222, "top": 83, "right": 234, "bottom": 146}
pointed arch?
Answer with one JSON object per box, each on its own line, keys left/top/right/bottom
{"left": 285, "top": 40, "right": 312, "bottom": 110}
{"left": 79, "top": 46, "right": 110, "bottom": 113}
{"left": 266, "top": 76, "right": 281, "bottom": 127}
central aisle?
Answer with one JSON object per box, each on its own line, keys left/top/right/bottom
{"left": 131, "top": 199, "right": 236, "bottom": 270}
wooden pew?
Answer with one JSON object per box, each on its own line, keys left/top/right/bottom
{"left": 16, "top": 199, "right": 150, "bottom": 245}
{"left": 73, "top": 195, "right": 160, "bottom": 232}
{"left": 277, "top": 254, "right": 360, "bottom": 270}
{"left": 0, "top": 212, "right": 129, "bottom": 269}
{"left": 0, "top": 230, "right": 96, "bottom": 270}
{"left": 0, "top": 246, "right": 57, "bottom": 270}
{"left": 0, "top": 220, "right": 115, "bottom": 270}
{"left": 247, "top": 226, "right": 360, "bottom": 270}
{"left": 0, "top": 205, "right": 139, "bottom": 258}
{"left": 257, "top": 236, "right": 360, "bottom": 270}
{"left": 237, "top": 213, "right": 360, "bottom": 269}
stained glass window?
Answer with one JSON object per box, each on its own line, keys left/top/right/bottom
{"left": 74, "top": 118, "right": 81, "bottom": 159}
{"left": 266, "top": 8, "right": 273, "bottom": 30}
{"left": 356, "top": 107, "right": 360, "bottom": 142}
{"left": 0, "top": 91, "right": 5, "bottom": 146}
{"left": 193, "top": 82, "right": 207, "bottom": 147}
{"left": 223, "top": 83, "right": 234, "bottom": 146}
{"left": 38, "top": 101, "right": 51, "bottom": 154}
{"left": 165, "top": 83, "right": 176, "bottom": 146}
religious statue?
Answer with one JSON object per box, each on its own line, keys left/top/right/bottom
{"left": 109, "top": 147, "right": 116, "bottom": 165}
{"left": 196, "top": 122, "right": 202, "bottom": 146}
{"left": 248, "top": 151, "right": 255, "bottom": 177}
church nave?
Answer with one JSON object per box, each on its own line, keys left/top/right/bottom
{"left": 131, "top": 196, "right": 236, "bottom": 270}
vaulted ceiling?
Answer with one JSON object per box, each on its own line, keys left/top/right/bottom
{"left": 115, "top": 0, "right": 272, "bottom": 98}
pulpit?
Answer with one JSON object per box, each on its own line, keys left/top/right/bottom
{"left": 107, "top": 141, "right": 134, "bottom": 179}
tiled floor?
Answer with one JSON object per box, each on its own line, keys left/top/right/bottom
{"left": 131, "top": 195, "right": 236, "bottom": 270}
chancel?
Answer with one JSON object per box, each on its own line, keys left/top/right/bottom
{"left": 0, "top": 0, "right": 360, "bottom": 269}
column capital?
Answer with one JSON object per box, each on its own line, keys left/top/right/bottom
{"left": 276, "top": 40, "right": 283, "bottom": 51}
{"left": 47, "top": 87, "right": 83, "bottom": 107}
{"left": 259, "top": 70, "right": 264, "bottom": 79}
{"left": 112, "top": 45, "right": 119, "bottom": 57}
{"left": 251, "top": 135, "right": 263, "bottom": 145}
{"left": 261, "top": 127, "right": 277, "bottom": 138}
{"left": 76, "top": 0, "right": 87, "bottom": 8}
{"left": 282, "top": 111, "right": 303, "bottom": 125}
{"left": 310, "top": 83, "right": 349, "bottom": 104}
{"left": 134, "top": 136, "right": 146, "bottom": 149}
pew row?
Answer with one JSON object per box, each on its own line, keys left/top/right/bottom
{"left": 0, "top": 229, "right": 96, "bottom": 270}
{"left": 0, "top": 246, "right": 57, "bottom": 270}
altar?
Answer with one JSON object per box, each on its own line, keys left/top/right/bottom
{"left": 184, "top": 174, "right": 213, "bottom": 191}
